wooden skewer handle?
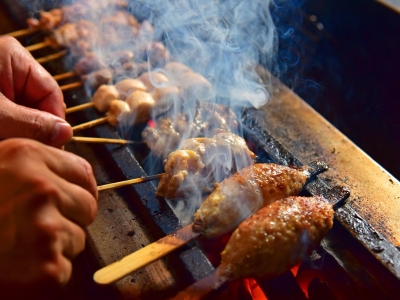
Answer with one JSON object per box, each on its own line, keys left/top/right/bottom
{"left": 93, "top": 224, "right": 199, "bottom": 285}
{"left": 97, "top": 174, "right": 163, "bottom": 191}
{"left": 69, "top": 136, "right": 134, "bottom": 145}
{"left": 66, "top": 102, "right": 94, "bottom": 114}
{"left": 1, "top": 28, "right": 37, "bottom": 38}
{"left": 36, "top": 50, "right": 68, "bottom": 64}
{"left": 72, "top": 117, "right": 108, "bottom": 132}
{"left": 25, "top": 41, "right": 51, "bottom": 52}
{"left": 60, "top": 81, "right": 83, "bottom": 91}
{"left": 53, "top": 71, "right": 76, "bottom": 81}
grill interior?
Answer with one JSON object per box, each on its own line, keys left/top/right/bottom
{"left": 1, "top": 1, "right": 400, "bottom": 299}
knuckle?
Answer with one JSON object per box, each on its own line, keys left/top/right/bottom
{"left": 40, "top": 256, "right": 72, "bottom": 286}
{"left": 86, "top": 197, "right": 98, "bottom": 225}
{"left": 73, "top": 227, "right": 86, "bottom": 255}
{"left": 30, "top": 113, "right": 47, "bottom": 142}
{"left": 0, "top": 36, "right": 19, "bottom": 51}
{"left": 33, "top": 214, "right": 61, "bottom": 242}
{"left": 0, "top": 138, "right": 39, "bottom": 162}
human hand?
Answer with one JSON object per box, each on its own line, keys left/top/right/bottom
{"left": 0, "top": 36, "right": 71, "bottom": 147}
{"left": 0, "top": 138, "right": 98, "bottom": 298}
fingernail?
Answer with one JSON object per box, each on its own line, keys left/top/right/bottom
{"left": 51, "top": 122, "right": 72, "bottom": 145}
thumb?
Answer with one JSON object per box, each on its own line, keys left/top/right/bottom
{"left": 0, "top": 97, "right": 72, "bottom": 147}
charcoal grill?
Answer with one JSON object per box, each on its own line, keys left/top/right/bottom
{"left": 1, "top": 1, "right": 400, "bottom": 299}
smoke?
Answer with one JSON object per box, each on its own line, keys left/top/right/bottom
{"left": 131, "top": 0, "right": 276, "bottom": 109}
{"left": 21, "top": 0, "right": 300, "bottom": 225}
{"left": 129, "top": 0, "right": 279, "bottom": 223}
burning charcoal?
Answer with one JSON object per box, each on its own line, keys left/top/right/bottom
{"left": 193, "top": 163, "right": 311, "bottom": 238}
{"left": 218, "top": 196, "right": 334, "bottom": 280}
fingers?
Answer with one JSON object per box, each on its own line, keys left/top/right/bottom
{"left": 0, "top": 36, "right": 64, "bottom": 119}
{"left": 39, "top": 143, "right": 98, "bottom": 200}
{"left": 0, "top": 94, "right": 72, "bottom": 147}
{"left": 0, "top": 138, "right": 97, "bottom": 209}
{"left": 48, "top": 173, "right": 98, "bottom": 227}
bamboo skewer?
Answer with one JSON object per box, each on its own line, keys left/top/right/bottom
{"left": 36, "top": 50, "right": 68, "bottom": 64}
{"left": 25, "top": 40, "right": 52, "bottom": 52}
{"left": 97, "top": 173, "right": 164, "bottom": 191}
{"left": 60, "top": 81, "right": 83, "bottom": 92}
{"left": 66, "top": 102, "right": 94, "bottom": 114}
{"left": 93, "top": 223, "right": 199, "bottom": 285}
{"left": 53, "top": 71, "right": 77, "bottom": 81}
{"left": 1, "top": 28, "right": 37, "bottom": 38}
{"left": 69, "top": 136, "right": 135, "bottom": 145}
{"left": 72, "top": 117, "right": 108, "bottom": 132}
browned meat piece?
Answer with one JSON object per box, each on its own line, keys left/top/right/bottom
{"left": 91, "top": 84, "right": 120, "bottom": 112}
{"left": 219, "top": 196, "right": 334, "bottom": 280}
{"left": 164, "top": 62, "right": 193, "bottom": 81}
{"left": 100, "top": 10, "right": 139, "bottom": 28}
{"left": 139, "top": 71, "right": 169, "bottom": 92}
{"left": 125, "top": 90, "right": 155, "bottom": 124}
{"left": 142, "top": 102, "right": 239, "bottom": 159}
{"left": 76, "top": 51, "right": 135, "bottom": 76}
{"left": 74, "top": 53, "right": 107, "bottom": 76}
{"left": 193, "top": 163, "right": 310, "bottom": 238}
{"left": 151, "top": 86, "right": 180, "bottom": 113}
{"left": 45, "top": 20, "right": 98, "bottom": 56}
{"left": 81, "top": 68, "right": 113, "bottom": 90}
{"left": 156, "top": 150, "right": 206, "bottom": 199}
{"left": 163, "top": 62, "right": 213, "bottom": 101}
{"left": 27, "top": 9, "right": 63, "bottom": 31}
{"left": 45, "top": 23, "right": 77, "bottom": 50}
{"left": 142, "top": 118, "right": 182, "bottom": 159}
{"left": 106, "top": 100, "right": 130, "bottom": 126}
{"left": 156, "top": 131, "right": 255, "bottom": 199}
{"left": 61, "top": 4, "right": 92, "bottom": 24}
{"left": 147, "top": 42, "right": 170, "bottom": 67}
{"left": 115, "top": 79, "right": 147, "bottom": 100}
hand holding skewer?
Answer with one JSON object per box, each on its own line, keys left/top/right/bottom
{"left": 0, "top": 36, "right": 71, "bottom": 147}
{"left": 0, "top": 36, "right": 98, "bottom": 299}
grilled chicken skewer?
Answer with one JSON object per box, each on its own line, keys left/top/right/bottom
{"left": 71, "top": 99, "right": 130, "bottom": 132}
{"left": 156, "top": 131, "right": 256, "bottom": 199}
{"left": 171, "top": 194, "right": 336, "bottom": 300}
{"left": 71, "top": 87, "right": 158, "bottom": 131}
{"left": 93, "top": 162, "right": 325, "bottom": 285}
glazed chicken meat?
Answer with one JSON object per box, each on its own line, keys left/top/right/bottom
{"left": 142, "top": 102, "right": 239, "bottom": 159}
{"left": 219, "top": 195, "right": 334, "bottom": 280}
{"left": 193, "top": 163, "right": 310, "bottom": 238}
{"left": 156, "top": 131, "right": 255, "bottom": 199}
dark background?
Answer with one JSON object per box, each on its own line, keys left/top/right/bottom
{"left": 273, "top": 0, "right": 400, "bottom": 180}
{"left": 2, "top": 0, "right": 400, "bottom": 179}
